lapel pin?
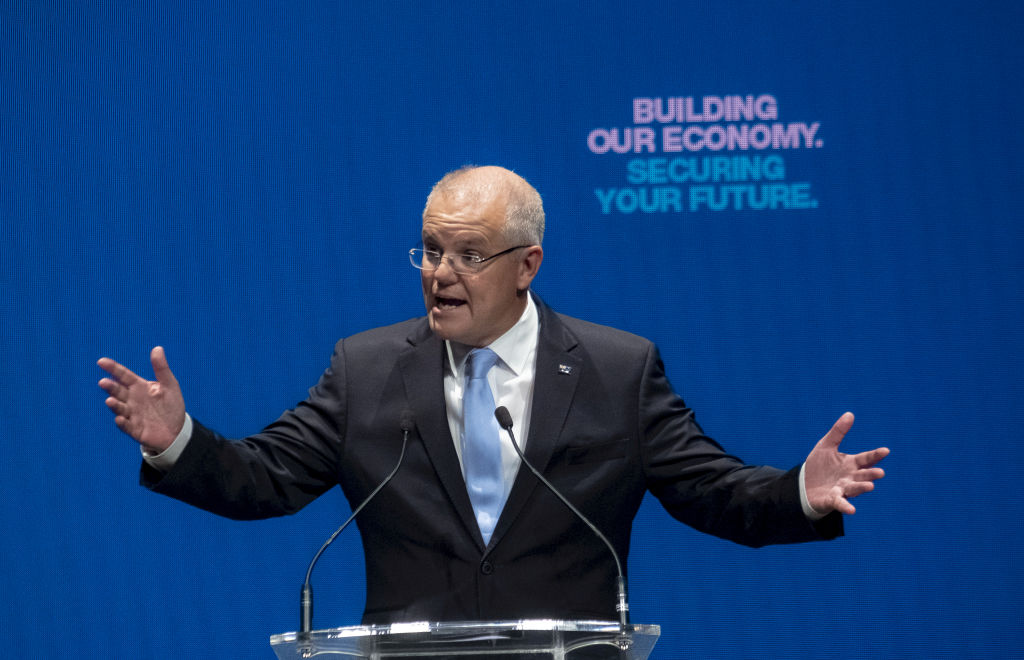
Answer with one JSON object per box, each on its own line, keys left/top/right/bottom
{"left": 558, "top": 364, "right": 574, "bottom": 375}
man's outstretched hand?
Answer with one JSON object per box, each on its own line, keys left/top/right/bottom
{"left": 98, "top": 346, "right": 185, "bottom": 454}
{"left": 804, "top": 412, "right": 889, "bottom": 515}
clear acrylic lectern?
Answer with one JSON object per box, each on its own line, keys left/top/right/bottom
{"left": 270, "top": 619, "right": 660, "bottom": 659}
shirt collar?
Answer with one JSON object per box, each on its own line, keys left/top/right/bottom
{"left": 445, "top": 294, "right": 539, "bottom": 376}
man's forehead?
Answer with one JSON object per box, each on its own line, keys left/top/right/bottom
{"left": 421, "top": 220, "right": 495, "bottom": 246}
{"left": 423, "top": 191, "right": 506, "bottom": 236}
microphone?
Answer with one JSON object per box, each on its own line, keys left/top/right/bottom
{"left": 299, "top": 410, "right": 415, "bottom": 634}
{"left": 493, "top": 406, "right": 630, "bottom": 629}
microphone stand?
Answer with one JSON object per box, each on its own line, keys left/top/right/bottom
{"left": 494, "top": 406, "right": 630, "bottom": 630}
{"left": 299, "top": 411, "right": 414, "bottom": 635}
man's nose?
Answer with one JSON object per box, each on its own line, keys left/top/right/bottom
{"left": 433, "top": 256, "right": 459, "bottom": 283}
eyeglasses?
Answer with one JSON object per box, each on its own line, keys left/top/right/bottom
{"left": 408, "top": 244, "right": 531, "bottom": 275}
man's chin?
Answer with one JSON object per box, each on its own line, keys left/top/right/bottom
{"left": 427, "top": 310, "right": 464, "bottom": 342}
{"left": 429, "top": 310, "right": 489, "bottom": 347}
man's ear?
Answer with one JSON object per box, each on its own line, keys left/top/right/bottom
{"left": 516, "top": 245, "right": 544, "bottom": 291}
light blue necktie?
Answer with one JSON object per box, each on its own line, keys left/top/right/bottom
{"left": 463, "top": 348, "right": 504, "bottom": 545}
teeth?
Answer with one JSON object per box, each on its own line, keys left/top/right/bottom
{"left": 436, "top": 297, "right": 464, "bottom": 309}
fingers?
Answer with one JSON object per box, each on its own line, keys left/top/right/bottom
{"left": 98, "top": 348, "right": 180, "bottom": 395}
{"left": 833, "top": 496, "right": 856, "bottom": 515}
{"left": 105, "top": 395, "right": 138, "bottom": 437}
{"left": 113, "top": 414, "right": 137, "bottom": 437}
{"left": 822, "top": 486, "right": 857, "bottom": 515}
{"left": 855, "top": 446, "right": 890, "bottom": 468}
{"left": 852, "top": 467, "right": 886, "bottom": 482}
{"left": 97, "top": 350, "right": 153, "bottom": 430}
{"left": 104, "top": 396, "right": 130, "bottom": 417}
{"left": 834, "top": 471, "right": 882, "bottom": 509}
{"left": 845, "top": 480, "right": 875, "bottom": 497}
{"left": 98, "top": 377, "right": 127, "bottom": 400}
{"left": 97, "top": 357, "right": 140, "bottom": 386}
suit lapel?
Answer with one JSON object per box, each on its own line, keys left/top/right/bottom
{"left": 398, "top": 322, "right": 486, "bottom": 549}
{"left": 488, "top": 300, "right": 581, "bottom": 550}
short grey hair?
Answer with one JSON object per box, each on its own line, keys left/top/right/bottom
{"left": 425, "top": 165, "right": 545, "bottom": 246}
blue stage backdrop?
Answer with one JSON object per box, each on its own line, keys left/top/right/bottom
{"left": 2, "top": 2, "right": 1022, "bottom": 657}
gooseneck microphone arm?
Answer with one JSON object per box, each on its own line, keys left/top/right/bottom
{"left": 493, "top": 406, "right": 630, "bottom": 629}
{"left": 300, "top": 410, "right": 415, "bottom": 634}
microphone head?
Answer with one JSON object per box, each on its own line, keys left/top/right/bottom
{"left": 400, "top": 410, "right": 415, "bottom": 432}
{"left": 494, "top": 406, "right": 514, "bottom": 429}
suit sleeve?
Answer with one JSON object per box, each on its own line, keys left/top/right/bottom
{"left": 637, "top": 342, "right": 842, "bottom": 546}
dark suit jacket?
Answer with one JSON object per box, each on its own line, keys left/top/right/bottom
{"left": 143, "top": 296, "right": 842, "bottom": 623}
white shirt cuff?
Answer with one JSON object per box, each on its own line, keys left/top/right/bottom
{"left": 799, "top": 462, "right": 827, "bottom": 520}
{"left": 141, "top": 414, "right": 193, "bottom": 472}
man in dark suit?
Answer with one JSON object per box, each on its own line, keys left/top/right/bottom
{"left": 98, "top": 165, "right": 888, "bottom": 624}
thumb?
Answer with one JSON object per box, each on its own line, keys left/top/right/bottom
{"left": 818, "top": 412, "right": 855, "bottom": 450}
{"left": 150, "top": 346, "right": 180, "bottom": 389}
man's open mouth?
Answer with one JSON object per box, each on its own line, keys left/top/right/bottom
{"left": 435, "top": 296, "right": 466, "bottom": 309}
